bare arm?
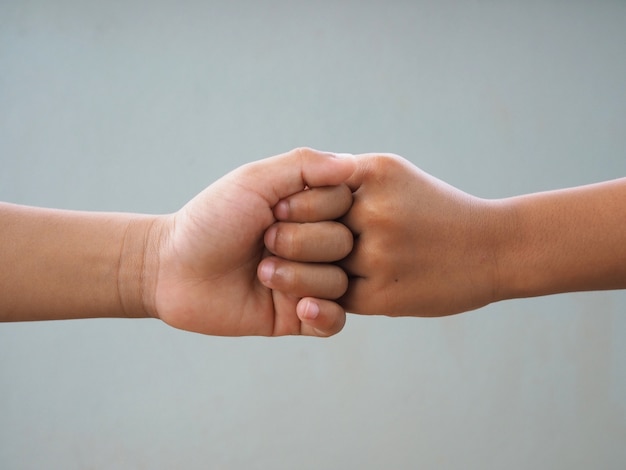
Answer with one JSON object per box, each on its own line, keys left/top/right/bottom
{"left": 497, "top": 177, "right": 626, "bottom": 301}
{"left": 0, "top": 203, "right": 154, "bottom": 322}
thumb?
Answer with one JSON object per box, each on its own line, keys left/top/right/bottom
{"left": 234, "top": 147, "right": 356, "bottom": 205}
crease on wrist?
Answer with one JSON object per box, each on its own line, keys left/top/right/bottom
{"left": 117, "top": 216, "right": 160, "bottom": 319}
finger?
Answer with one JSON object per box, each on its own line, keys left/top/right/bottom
{"left": 338, "top": 187, "right": 364, "bottom": 236}
{"left": 342, "top": 153, "right": 374, "bottom": 192}
{"left": 342, "top": 153, "right": 408, "bottom": 192}
{"left": 264, "top": 221, "right": 353, "bottom": 262}
{"left": 339, "top": 277, "right": 374, "bottom": 315}
{"left": 235, "top": 148, "right": 356, "bottom": 206}
{"left": 297, "top": 297, "right": 346, "bottom": 337}
{"left": 336, "top": 234, "right": 370, "bottom": 279}
{"left": 273, "top": 184, "right": 353, "bottom": 222}
{"left": 258, "top": 256, "right": 348, "bottom": 300}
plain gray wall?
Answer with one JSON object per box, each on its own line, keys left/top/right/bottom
{"left": 1, "top": 1, "right": 625, "bottom": 469}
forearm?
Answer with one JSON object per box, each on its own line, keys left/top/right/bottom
{"left": 0, "top": 203, "right": 159, "bottom": 321}
{"left": 496, "top": 178, "right": 626, "bottom": 301}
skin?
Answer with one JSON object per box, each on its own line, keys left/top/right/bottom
{"left": 0, "top": 148, "right": 355, "bottom": 337}
{"left": 261, "top": 153, "right": 626, "bottom": 317}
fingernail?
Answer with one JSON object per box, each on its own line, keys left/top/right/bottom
{"left": 301, "top": 299, "right": 320, "bottom": 320}
{"left": 258, "top": 260, "right": 275, "bottom": 284}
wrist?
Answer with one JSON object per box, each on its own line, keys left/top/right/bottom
{"left": 469, "top": 197, "right": 519, "bottom": 306}
{"left": 489, "top": 196, "right": 535, "bottom": 303}
{"left": 461, "top": 197, "right": 516, "bottom": 309}
{"left": 117, "top": 215, "right": 167, "bottom": 319}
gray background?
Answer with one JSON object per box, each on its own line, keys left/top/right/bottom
{"left": 1, "top": 1, "right": 625, "bottom": 468}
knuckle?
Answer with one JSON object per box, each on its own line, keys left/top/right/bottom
{"left": 337, "top": 270, "right": 349, "bottom": 297}
{"left": 293, "top": 146, "right": 312, "bottom": 154}
{"left": 337, "top": 224, "right": 354, "bottom": 258}
{"left": 368, "top": 153, "right": 405, "bottom": 179}
{"left": 338, "top": 183, "right": 353, "bottom": 204}
{"left": 327, "top": 266, "right": 349, "bottom": 299}
{"left": 292, "top": 146, "right": 314, "bottom": 162}
{"left": 331, "top": 184, "right": 354, "bottom": 218}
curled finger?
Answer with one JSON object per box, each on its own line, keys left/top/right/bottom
{"left": 258, "top": 256, "right": 348, "bottom": 300}
{"left": 297, "top": 297, "right": 347, "bottom": 337}
{"left": 273, "top": 184, "right": 353, "bottom": 222}
{"left": 264, "top": 221, "right": 353, "bottom": 262}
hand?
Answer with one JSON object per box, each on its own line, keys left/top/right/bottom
{"left": 149, "top": 148, "right": 356, "bottom": 336}
{"left": 268, "top": 154, "right": 626, "bottom": 317}
{"left": 266, "top": 153, "right": 504, "bottom": 317}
